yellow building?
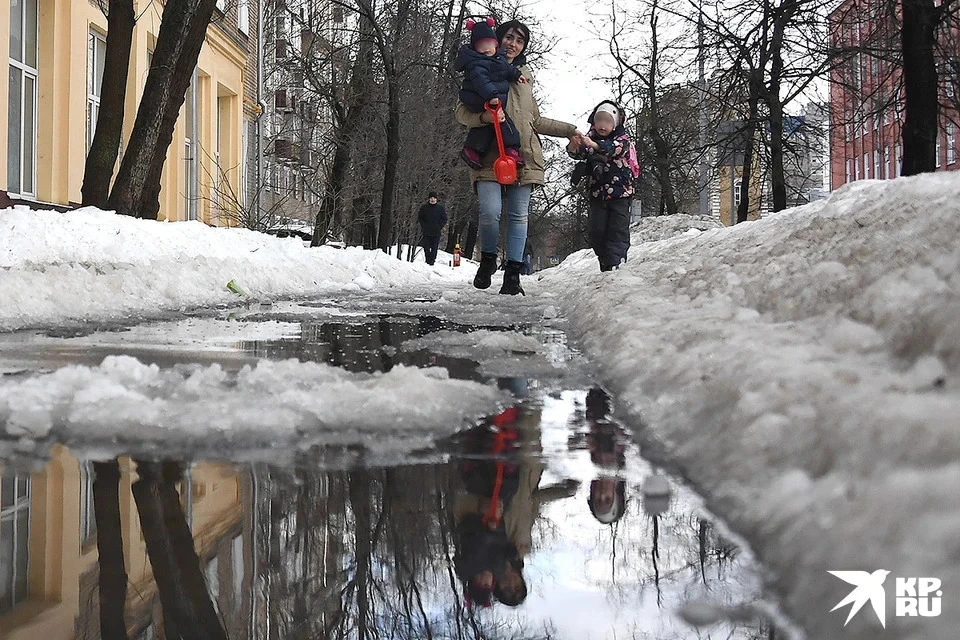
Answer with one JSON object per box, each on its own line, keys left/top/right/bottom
{"left": 0, "top": 0, "right": 257, "bottom": 224}
{"left": 0, "top": 449, "right": 252, "bottom": 639}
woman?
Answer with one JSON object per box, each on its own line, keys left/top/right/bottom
{"left": 456, "top": 20, "right": 581, "bottom": 295}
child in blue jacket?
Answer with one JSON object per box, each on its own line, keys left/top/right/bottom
{"left": 568, "top": 101, "right": 636, "bottom": 271}
{"left": 455, "top": 17, "right": 525, "bottom": 169}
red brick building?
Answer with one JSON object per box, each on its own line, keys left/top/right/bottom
{"left": 828, "top": 0, "right": 959, "bottom": 189}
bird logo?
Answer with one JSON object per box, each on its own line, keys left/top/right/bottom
{"left": 828, "top": 569, "right": 891, "bottom": 627}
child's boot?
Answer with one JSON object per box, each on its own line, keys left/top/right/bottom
{"left": 505, "top": 148, "right": 525, "bottom": 167}
{"left": 461, "top": 147, "right": 483, "bottom": 169}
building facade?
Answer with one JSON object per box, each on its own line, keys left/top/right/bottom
{"left": 1, "top": 0, "right": 259, "bottom": 225}
{"left": 828, "top": 0, "right": 960, "bottom": 189}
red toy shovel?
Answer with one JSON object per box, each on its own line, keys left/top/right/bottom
{"left": 484, "top": 100, "right": 518, "bottom": 185}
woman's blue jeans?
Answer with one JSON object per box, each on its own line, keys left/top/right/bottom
{"left": 476, "top": 181, "right": 532, "bottom": 263}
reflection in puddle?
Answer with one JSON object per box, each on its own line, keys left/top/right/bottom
{"left": 0, "top": 387, "right": 776, "bottom": 639}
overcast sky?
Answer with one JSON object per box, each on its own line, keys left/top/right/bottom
{"left": 503, "top": 0, "right": 621, "bottom": 131}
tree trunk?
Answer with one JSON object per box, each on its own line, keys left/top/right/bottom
{"left": 463, "top": 215, "right": 478, "bottom": 259}
{"left": 900, "top": 0, "right": 941, "bottom": 175}
{"left": 108, "top": 0, "right": 218, "bottom": 219}
{"left": 81, "top": 0, "right": 136, "bottom": 208}
{"left": 377, "top": 77, "right": 401, "bottom": 250}
{"left": 311, "top": 25, "right": 375, "bottom": 246}
{"left": 737, "top": 71, "right": 763, "bottom": 224}
{"left": 93, "top": 461, "right": 130, "bottom": 640}
{"left": 646, "top": 3, "right": 679, "bottom": 216}
{"left": 132, "top": 461, "right": 227, "bottom": 640}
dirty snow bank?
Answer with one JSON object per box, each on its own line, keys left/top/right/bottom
{"left": 543, "top": 174, "right": 960, "bottom": 640}
{"left": 631, "top": 212, "right": 724, "bottom": 243}
{"left": 0, "top": 355, "right": 505, "bottom": 459}
{"left": 0, "top": 207, "right": 475, "bottom": 331}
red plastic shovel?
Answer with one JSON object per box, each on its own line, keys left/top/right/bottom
{"left": 484, "top": 100, "right": 517, "bottom": 185}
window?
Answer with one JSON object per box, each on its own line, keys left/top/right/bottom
{"left": 1, "top": 473, "right": 30, "bottom": 612}
{"left": 874, "top": 149, "right": 880, "bottom": 180}
{"left": 896, "top": 143, "right": 902, "bottom": 176}
{"left": 855, "top": 156, "right": 861, "bottom": 180}
{"left": 863, "top": 153, "right": 870, "bottom": 179}
{"left": 947, "top": 122, "right": 956, "bottom": 165}
{"left": 884, "top": 146, "right": 891, "bottom": 178}
{"left": 87, "top": 29, "right": 107, "bottom": 152}
{"left": 238, "top": 0, "right": 249, "bottom": 34}
{"left": 936, "top": 134, "right": 941, "bottom": 168}
{"left": 79, "top": 462, "right": 97, "bottom": 545}
{"left": 846, "top": 158, "right": 853, "bottom": 184}
{"left": 8, "top": 0, "right": 39, "bottom": 196}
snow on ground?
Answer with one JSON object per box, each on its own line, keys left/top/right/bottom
{"left": 542, "top": 173, "right": 960, "bottom": 640}
{"left": 0, "top": 207, "right": 476, "bottom": 331}
{"left": 630, "top": 212, "right": 723, "bottom": 243}
{"left": 0, "top": 355, "right": 506, "bottom": 461}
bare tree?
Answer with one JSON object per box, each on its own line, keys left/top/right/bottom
{"left": 81, "top": 0, "right": 136, "bottom": 208}
{"left": 108, "top": 0, "right": 219, "bottom": 219}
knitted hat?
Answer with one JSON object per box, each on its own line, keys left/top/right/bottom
{"left": 428, "top": 191, "right": 438, "bottom": 199}
{"left": 466, "top": 17, "right": 498, "bottom": 50}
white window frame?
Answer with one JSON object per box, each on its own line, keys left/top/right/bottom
{"left": 863, "top": 153, "right": 870, "bottom": 179}
{"left": 1, "top": 473, "right": 31, "bottom": 613}
{"left": 873, "top": 149, "right": 880, "bottom": 180}
{"left": 8, "top": 0, "right": 39, "bottom": 197}
{"left": 79, "top": 462, "right": 97, "bottom": 545}
{"left": 936, "top": 134, "right": 941, "bottom": 168}
{"left": 896, "top": 143, "right": 902, "bottom": 176}
{"left": 884, "top": 146, "right": 891, "bottom": 178}
{"left": 87, "top": 28, "right": 107, "bottom": 152}
{"left": 238, "top": 0, "right": 249, "bottom": 34}
{"left": 948, "top": 122, "right": 956, "bottom": 165}
{"left": 855, "top": 156, "right": 861, "bottom": 180}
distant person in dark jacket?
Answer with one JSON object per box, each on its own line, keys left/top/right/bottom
{"left": 568, "top": 101, "right": 636, "bottom": 272}
{"left": 454, "top": 17, "right": 525, "bottom": 170}
{"left": 418, "top": 192, "right": 447, "bottom": 265}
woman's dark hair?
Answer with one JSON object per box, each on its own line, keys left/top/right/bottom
{"left": 493, "top": 558, "right": 528, "bottom": 606}
{"left": 496, "top": 20, "right": 531, "bottom": 56}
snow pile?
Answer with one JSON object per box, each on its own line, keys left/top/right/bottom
{"left": 0, "top": 207, "right": 476, "bottom": 331}
{"left": 631, "top": 212, "right": 724, "bottom": 244}
{"left": 544, "top": 174, "right": 960, "bottom": 640}
{"left": 0, "top": 355, "right": 506, "bottom": 458}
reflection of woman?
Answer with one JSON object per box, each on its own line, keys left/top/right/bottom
{"left": 584, "top": 388, "right": 627, "bottom": 524}
{"left": 453, "top": 418, "right": 523, "bottom": 607}
{"left": 453, "top": 395, "right": 577, "bottom": 608}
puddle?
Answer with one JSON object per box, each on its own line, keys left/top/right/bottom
{"left": 0, "top": 387, "right": 774, "bottom": 639}
{"left": 0, "top": 300, "right": 786, "bottom": 638}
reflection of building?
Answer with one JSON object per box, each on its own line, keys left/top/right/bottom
{"left": 0, "top": 449, "right": 252, "bottom": 640}
{"left": 0, "top": 0, "right": 257, "bottom": 224}
{"left": 828, "top": 0, "right": 960, "bottom": 188}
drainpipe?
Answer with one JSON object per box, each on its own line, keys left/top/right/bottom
{"left": 256, "top": 0, "right": 265, "bottom": 228}
{"left": 190, "top": 64, "right": 200, "bottom": 221}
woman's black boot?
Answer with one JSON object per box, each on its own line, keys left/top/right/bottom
{"left": 499, "top": 260, "right": 525, "bottom": 296}
{"left": 473, "top": 252, "right": 499, "bottom": 289}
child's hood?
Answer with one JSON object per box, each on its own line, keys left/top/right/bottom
{"left": 587, "top": 100, "right": 628, "bottom": 128}
{"left": 454, "top": 44, "right": 508, "bottom": 72}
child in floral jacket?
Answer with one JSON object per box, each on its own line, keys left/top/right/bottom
{"left": 568, "top": 100, "right": 636, "bottom": 271}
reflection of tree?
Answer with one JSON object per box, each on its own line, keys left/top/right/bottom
{"left": 92, "top": 460, "right": 129, "bottom": 640}
{"left": 131, "top": 461, "right": 227, "bottom": 640}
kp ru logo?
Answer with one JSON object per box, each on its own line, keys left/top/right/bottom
{"left": 828, "top": 570, "right": 943, "bottom": 628}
